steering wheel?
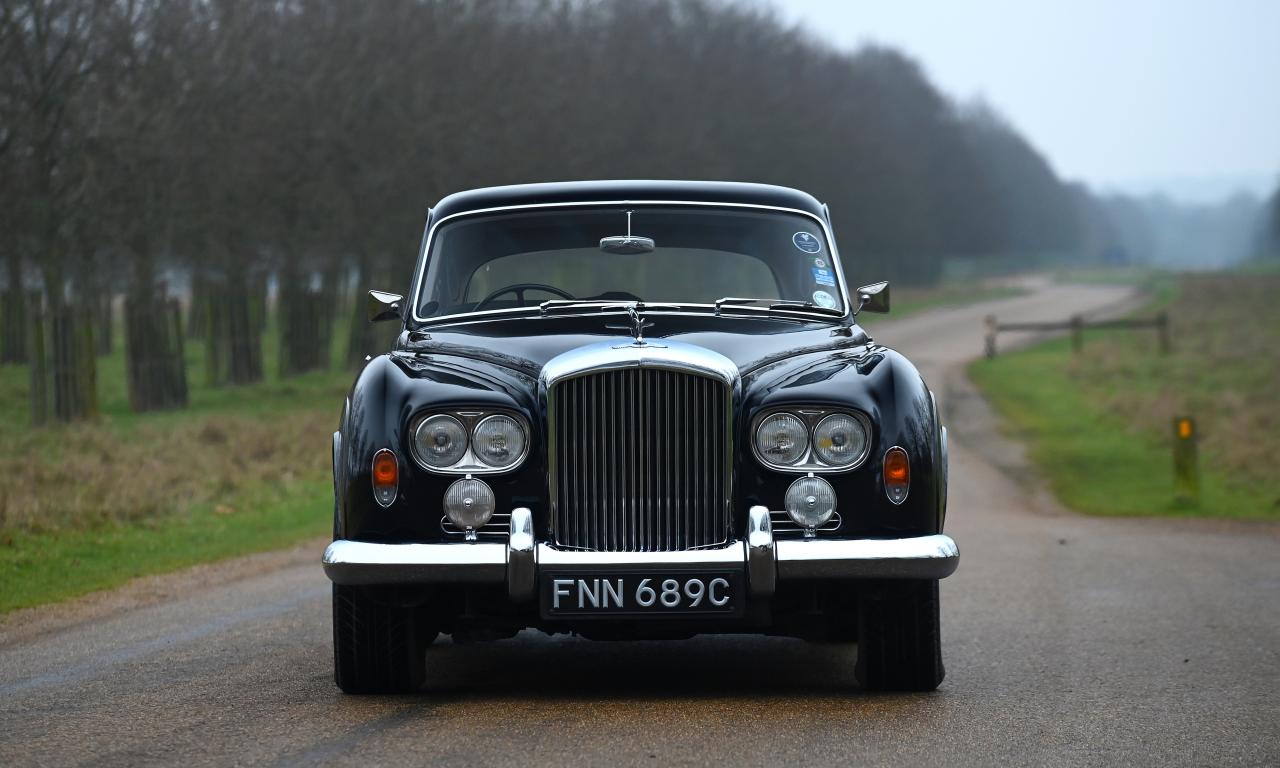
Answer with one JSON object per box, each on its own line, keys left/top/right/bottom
{"left": 473, "top": 283, "right": 575, "bottom": 311}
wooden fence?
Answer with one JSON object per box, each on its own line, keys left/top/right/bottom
{"left": 984, "top": 312, "right": 1170, "bottom": 358}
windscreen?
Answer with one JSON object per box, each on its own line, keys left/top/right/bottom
{"left": 415, "top": 206, "right": 844, "bottom": 319}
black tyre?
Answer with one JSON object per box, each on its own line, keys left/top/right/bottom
{"left": 854, "top": 579, "right": 944, "bottom": 691}
{"left": 332, "top": 584, "right": 431, "bottom": 694}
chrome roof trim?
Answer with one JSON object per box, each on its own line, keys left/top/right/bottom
{"left": 408, "top": 199, "right": 853, "bottom": 326}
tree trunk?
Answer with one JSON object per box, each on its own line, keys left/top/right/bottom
{"left": 49, "top": 298, "right": 98, "bottom": 422}
{"left": 1, "top": 251, "right": 27, "bottom": 364}
{"left": 123, "top": 248, "right": 189, "bottom": 412}
{"left": 28, "top": 292, "right": 47, "bottom": 426}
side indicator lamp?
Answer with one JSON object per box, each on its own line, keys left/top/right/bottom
{"left": 372, "top": 449, "right": 399, "bottom": 508}
{"left": 883, "top": 446, "right": 910, "bottom": 505}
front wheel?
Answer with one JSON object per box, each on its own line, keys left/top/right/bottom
{"left": 855, "top": 579, "right": 945, "bottom": 691}
{"left": 332, "top": 585, "right": 433, "bottom": 694}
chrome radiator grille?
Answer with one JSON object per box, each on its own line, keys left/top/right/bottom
{"left": 550, "top": 367, "right": 731, "bottom": 552}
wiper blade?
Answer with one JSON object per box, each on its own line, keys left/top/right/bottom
{"left": 538, "top": 299, "right": 683, "bottom": 315}
{"left": 713, "top": 297, "right": 844, "bottom": 316}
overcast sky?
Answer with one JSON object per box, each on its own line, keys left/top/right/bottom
{"left": 770, "top": 0, "right": 1280, "bottom": 202}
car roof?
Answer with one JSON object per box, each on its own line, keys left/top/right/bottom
{"left": 430, "top": 180, "right": 827, "bottom": 221}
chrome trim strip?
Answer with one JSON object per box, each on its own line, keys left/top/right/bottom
{"left": 322, "top": 540, "right": 506, "bottom": 585}
{"left": 408, "top": 199, "right": 854, "bottom": 325}
{"left": 536, "top": 542, "right": 745, "bottom": 568}
{"left": 746, "top": 506, "right": 776, "bottom": 596}
{"left": 775, "top": 534, "right": 958, "bottom": 580}
{"left": 507, "top": 507, "right": 536, "bottom": 601}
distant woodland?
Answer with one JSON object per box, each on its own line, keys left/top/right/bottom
{"left": 1, "top": 0, "right": 1276, "bottom": 422}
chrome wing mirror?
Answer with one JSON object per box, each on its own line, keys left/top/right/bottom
{"left": 367, "top": 290, "right": 403, "bottom": 322}
{"left": 855, "top": 281, "right": 890, "bottom": 315}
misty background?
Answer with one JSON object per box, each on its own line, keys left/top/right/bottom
{"left": 1, "top": 0, "right": 1277, "bottom": 422}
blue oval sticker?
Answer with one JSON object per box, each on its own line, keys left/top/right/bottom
{"left": 793, "top": 232, "right": 822, "bottom": 254}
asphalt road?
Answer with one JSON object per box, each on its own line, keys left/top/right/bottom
{"left": 2, "top": 279, "right": 1277, "bottom": 767}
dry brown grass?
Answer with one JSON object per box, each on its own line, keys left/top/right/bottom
{"left": 0, "top": 409, "right": 332, "bottom": 534}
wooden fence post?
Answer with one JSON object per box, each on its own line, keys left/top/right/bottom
{"left": 984, "top": 314, "right": 997, "bottom": 359}
{"left": 1070, "top": 315, "right": 1083, "bottom": 354}
{"left": 1157, "top": 311, "right": 1170, "bottom": 355}
{"left": 1172, "top": 416, "right": 1199, "bottom": 506}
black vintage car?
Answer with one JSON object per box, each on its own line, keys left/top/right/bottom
{"left": 324, "top": 180, "right": 958, "bottom": 693}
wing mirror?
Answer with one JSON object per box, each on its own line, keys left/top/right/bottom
{"left": 855, "top": 281, "right": 890, "bottom": 314}
{"left": 367, "top": 290, "right": 403, "bottom": 322}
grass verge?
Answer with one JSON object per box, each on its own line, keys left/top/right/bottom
{"left": 969, "top": 272, "right": 1280, "bottom": 520}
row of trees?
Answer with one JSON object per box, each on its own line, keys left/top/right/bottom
{"left": 3, "top": 0, "right": 1115, "bottom": 423}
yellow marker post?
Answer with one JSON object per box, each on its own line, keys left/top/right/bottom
{"left": 1172, "top": 417, "right": 1199, "bottom": 506}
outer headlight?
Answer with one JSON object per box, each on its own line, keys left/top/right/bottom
{"left": 413, "top": 414, "right": 468, "bottom": 469}
{"left": 472, "top": 414, "right": 527, "bottom": 469}
{"left": 443, "top": 477, "right": 495, "bottom": 529}
{"left": 755, "top": 412, "right": 808, "bottom": 466}
{"left": 813, "top": 413, "right": 870, "bottom": 467}
{"left": 785, "top": 474, "right": 837, "bottom": 528}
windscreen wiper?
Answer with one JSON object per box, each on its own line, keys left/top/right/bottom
{"left": 713, "top": 297, "right": 844, "bottom": 316}
{"left": 538, "top": 299, "right": 683, "bottom": 315}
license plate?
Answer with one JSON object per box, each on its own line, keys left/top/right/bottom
{"left": 540, "top": 572, "right": 741, "bottom": 617}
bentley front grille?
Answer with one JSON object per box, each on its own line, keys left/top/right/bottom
{"left": 550, "top": 367, "right": 732, "bottom": 552}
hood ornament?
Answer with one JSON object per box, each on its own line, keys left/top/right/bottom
{"left": 606, "top": 302, "right": 659, "bottom": 347}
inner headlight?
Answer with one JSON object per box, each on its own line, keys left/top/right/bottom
{"left": 785, "top": 474, "right": 836, "bottom": 528}
{"left": 472, "top": 414, "right": 526, "bottom": 468}
{"left": 443, "top": 477, "right": 495, "bottom": 529}
{"left": 813, "top": 413, "right": 869, "bottom": 466}
{"left": 755, "top": 412, "right": 808, "bottom": 465}
{"left": 413, "top": 414, "right": 468, "bottom": 468}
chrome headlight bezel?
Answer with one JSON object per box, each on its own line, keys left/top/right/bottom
{"left": 408, "top": 409, "right": 530, "bottom": 474}
{"left": 750, "top": 406, "right": 873, "bottom": 472}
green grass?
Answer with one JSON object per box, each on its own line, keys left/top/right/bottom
{"left": 0, "top": 481, "right": 328, "bottom": 614}
{"left": 969, "top": 273, "right": 1280, "bottom": 520}
{"left": 0, "top": 312, "right": 355, "bottom": 613}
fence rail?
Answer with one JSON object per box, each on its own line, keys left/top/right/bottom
{"left": 984, "top": 312, "right": 1169, "bottom": 358}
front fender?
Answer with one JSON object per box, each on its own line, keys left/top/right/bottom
{"left": 337, "top": 353, "right": 547, "bottom": 543}
{"left": 739, "top": 346, "right": 943, "bottom": 538}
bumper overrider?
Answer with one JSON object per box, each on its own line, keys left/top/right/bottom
{"left": 323, "top": 507, "right": 958, "bottom": 599}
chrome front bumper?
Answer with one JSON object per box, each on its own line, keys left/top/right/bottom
{"left": 322, "top": 507, "right": 959, "bottom": 599}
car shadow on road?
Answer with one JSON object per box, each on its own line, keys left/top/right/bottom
{"left": 412, "top": 630, "right": 895, "bottom": 700}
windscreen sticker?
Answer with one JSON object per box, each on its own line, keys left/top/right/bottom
{"left": 813, "top": 257, "right": 827, "bottom": 269}
{"left": 793, "top": 231, "right": 822, "bottom": 254}
{"left": 812, "top": 290, "right": 838, "bottom": 309}
{"left": 811, "top": 267, "right": 836, "bottom": 286}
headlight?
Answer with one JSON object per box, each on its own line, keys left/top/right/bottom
{"left": 472, "top": 414, "right": 527, "bottom": 469}
{"left": 413, "top": 414, "right": 468, "bottom": 468}
{"left": 755, "top": 413, "right": 808, "bottom": 465}
{"left": 813, "top": 413, "right": 869, "bottom": 466}
{"left": 443, "top": 477, "right": 495, "bottom": 529}
{"left": 785, "top": 474, "right": 836, "bottom": 528}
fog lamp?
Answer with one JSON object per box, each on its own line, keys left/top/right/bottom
{"left": 444, "top": 476, "right": 495, "bottom": 530}
{"left": 785, "top": 473, "right": 836, "bottom": 530}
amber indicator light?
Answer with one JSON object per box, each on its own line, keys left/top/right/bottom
{"left": 884, "top": 448, "right": 910, "bottom": 483}
{"left": 372, "top": 450, "right": 398, "bottom": 486}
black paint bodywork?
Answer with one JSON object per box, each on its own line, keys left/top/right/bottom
{"left": 333, "top": 181, "right": 946, "bottom": 635}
